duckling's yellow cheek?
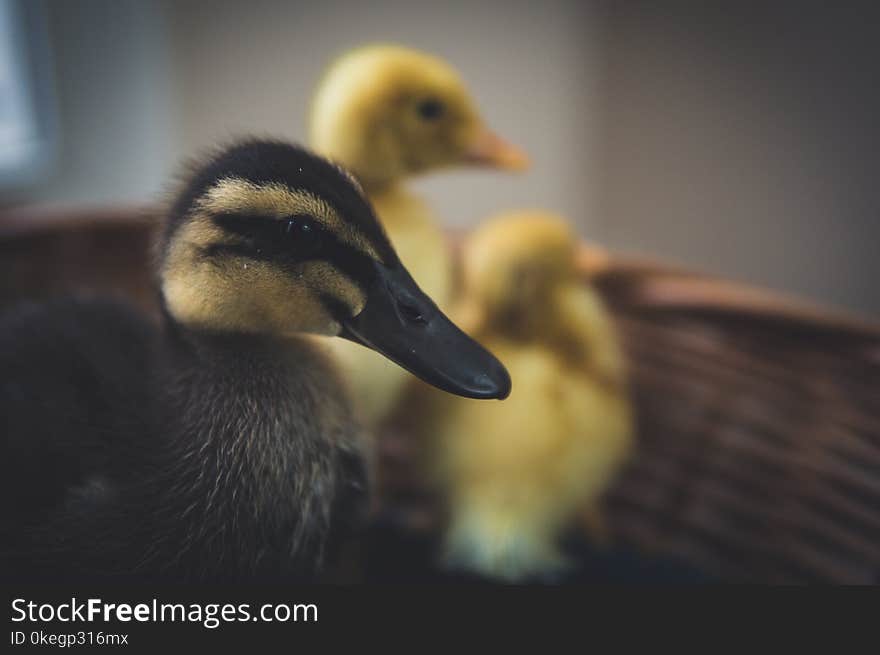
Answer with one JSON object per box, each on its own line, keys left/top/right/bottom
{"left": 233, "top": 261, "right": 365, "bottom": 337}
{"left": 400, "top": 118, "right": 466, "bottom": 170}
{"left": 301, "top": 260, "right": 367, "bottom": 317}
{"left": 266, "top": 276, "right": 341, "bottom": 337}
{"left": 162, "top": 256, "right": 335, "bottom": 336}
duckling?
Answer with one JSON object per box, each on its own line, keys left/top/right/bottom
{"left": 310, "top": 44, "right": 528, "bottom": 425}
{"left": 0, "top": 139, "right": 510, "bottom": 584}
{"left": 412, "top": 212, "right": 633, "bottom": 582}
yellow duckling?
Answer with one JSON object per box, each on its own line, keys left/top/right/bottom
{"left": 415, "top": 212, "right": 634, "bottom": 581}
{"left": 310, "top": 44, "right": 528, "bottom": 426}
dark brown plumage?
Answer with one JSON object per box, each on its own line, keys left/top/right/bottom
{"left": 1, "top": 298, "right": 364, "bottom": 582}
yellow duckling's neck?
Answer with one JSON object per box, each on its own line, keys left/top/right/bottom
{"left": 352, "top": 170, "right": 401, "bottom": 196}
{"left": 364, "top": 181, "right": 421, "bottom": 228}
{"left": 366, "top": 182, "right": 453, "bottom": 310}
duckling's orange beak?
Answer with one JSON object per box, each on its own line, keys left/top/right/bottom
{"left": 464, "top": 128, "right": 530, "bottom": 171}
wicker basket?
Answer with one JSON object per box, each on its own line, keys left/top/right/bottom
{"left": 0, "top": 206, "right": 160, "bottom": 317}
{"left": 3, "top": 206, "right": 879, "bottom": 583}
{"left": 584, "top": 253, "right": 880, "bottom": 583}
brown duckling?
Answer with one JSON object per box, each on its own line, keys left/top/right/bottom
{"left": 0, "top": 139, "right": 509, "bottom": 583}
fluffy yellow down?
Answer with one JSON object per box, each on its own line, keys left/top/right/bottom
{"left": 416, "top": 212, "right": 634, "bottom": 581}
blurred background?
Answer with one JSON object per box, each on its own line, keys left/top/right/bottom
{"left": 2, "top": 0, "right": 879, "bottom": 585}
{"left": 2, "top": 0, "right": 879, "bottom": 315}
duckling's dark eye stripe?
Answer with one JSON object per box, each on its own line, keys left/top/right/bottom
{"left": 210, "top": 209, "right": 386, "bottom": 265}
{"left": 203, "top": 213, "right": 377, "bottom": 288}
{"left": 211, "top": 212, "right": 308, "bottom": 240}
{"left": 196, "top": 177, "right": 392, "bottom": 265}
{"left": 291, "top": 192, "right": 394, "bottom": 266}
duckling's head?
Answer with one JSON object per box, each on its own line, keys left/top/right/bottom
{"left": 310, "top": 44, "right": 528, "bottom": 189}
{"left": 459, "top": 211, "right": 577, "bottom": 335}
{"left": 160, "top": 139, "right": 510, "bottom": 399}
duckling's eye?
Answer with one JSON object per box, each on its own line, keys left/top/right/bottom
{"left": 282, "top": 216, "right": 322, "bottom": 254}
{"left": 416, "top": 98, "right": 445, "bottom": 121}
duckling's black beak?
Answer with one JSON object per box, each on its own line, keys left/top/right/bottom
{"left": 339, "top": 263, "right": 511, "bottom": 400}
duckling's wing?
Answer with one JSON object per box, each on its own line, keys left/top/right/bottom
{"left": 0, "top": 297, "right": 158, "bottom": 524}
{"left": 587, "top": 253, "right": 880, "bottom": 583}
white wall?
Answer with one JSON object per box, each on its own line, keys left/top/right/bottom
{"left": 18, "top": 0, "right": 173, "bottom": 206}
{"left": 596, "top": 2, "right": 880, "bottom": 315}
